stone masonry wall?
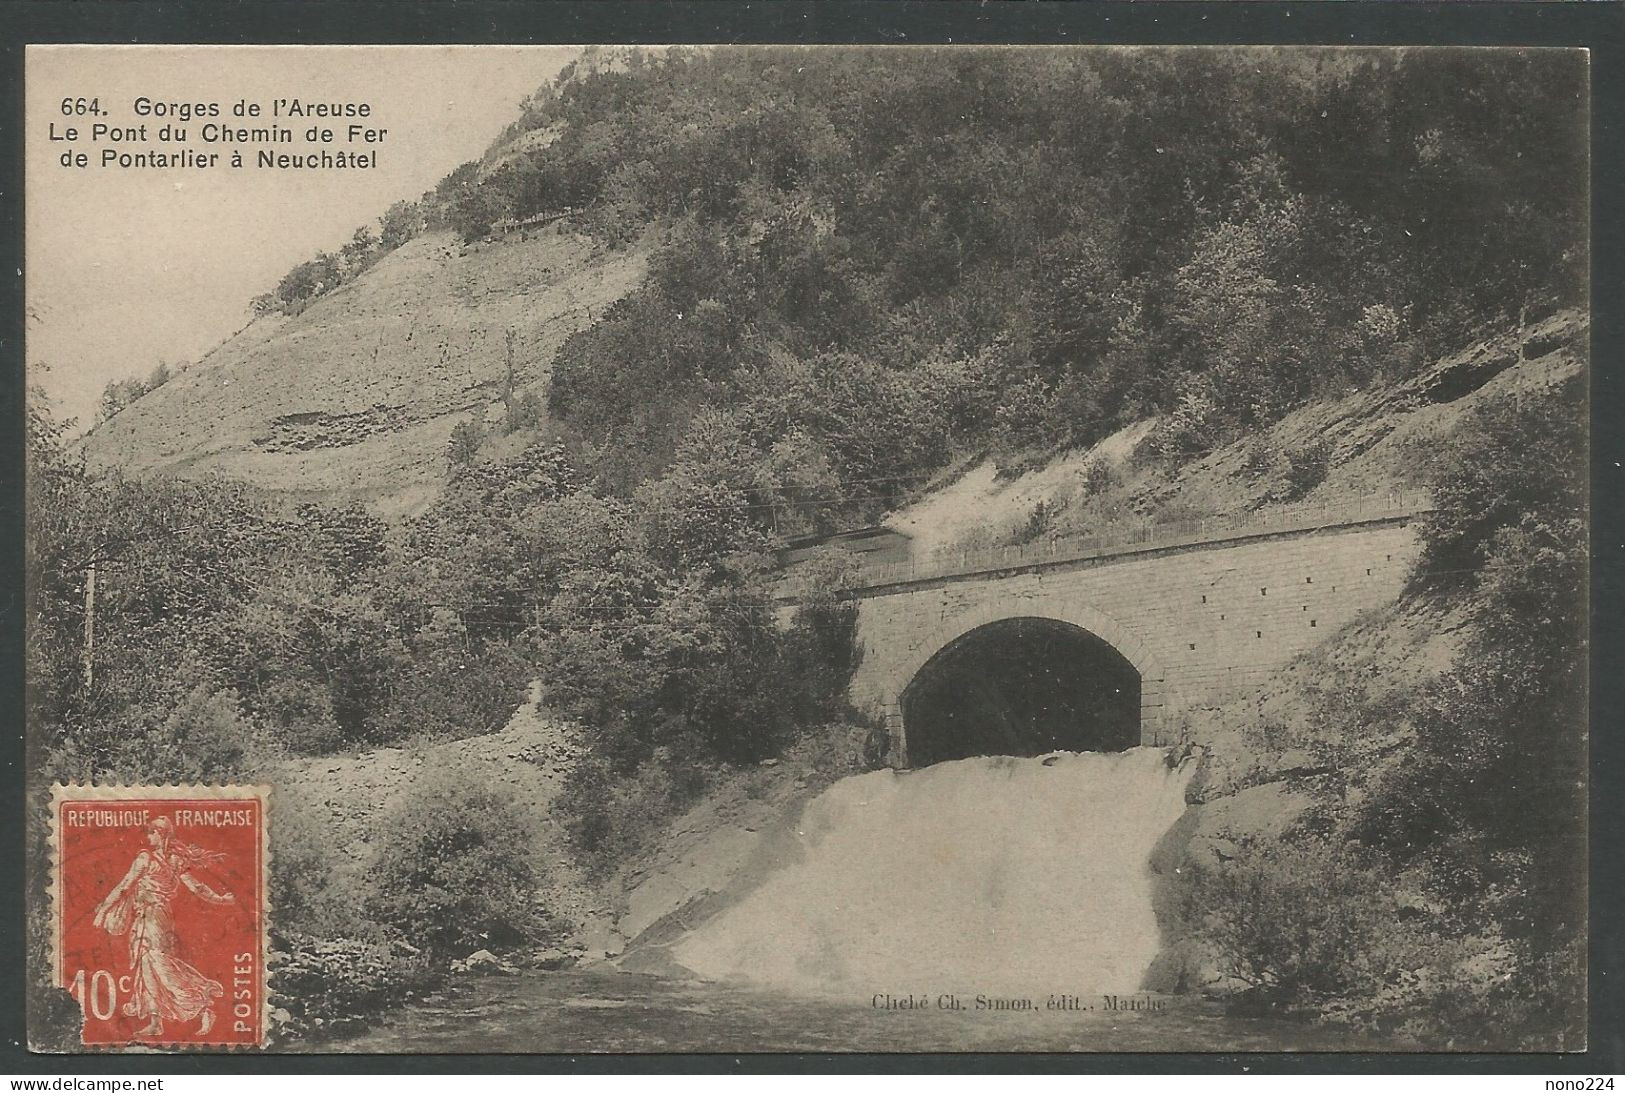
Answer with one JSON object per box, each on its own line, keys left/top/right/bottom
{"left": 847, "top": 518, "right": 1421, "bottom": 762}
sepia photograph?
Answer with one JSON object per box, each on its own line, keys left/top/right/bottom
{"left": 22, "top": 42, "right": 1590, "bottom": 1055}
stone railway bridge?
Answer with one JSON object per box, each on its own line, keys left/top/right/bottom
{"left": 779, "top": 493, "right": 1431, "bottom": 768}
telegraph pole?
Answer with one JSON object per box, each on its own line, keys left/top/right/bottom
{"left": 82, "top": 557, "right": 96, "bottom": 692}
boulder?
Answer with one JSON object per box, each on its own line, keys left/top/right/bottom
{"left": 452, "top": 948, "right": 516, "bottom": 976}
{"left": 528, "top": 946, "right": 578, "bottom": 971}
{"left": 1183, "top": 780, "right": 1315, "bottom": 866}
{"left": 1145, "top": 779, "right": 1317, "bottom": 995}
{"left": 571, "top": 917, "right": 627, "bottom": 964}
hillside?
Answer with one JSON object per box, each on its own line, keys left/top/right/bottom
{"left": 883, "top": 309, "right": 1587, "bottom": 559}
{"left": 604, "top": 312, "right": 1585, "bottom": 961}
{"left": 254, "top": 308, "right": 1586, "bottom": 996}
{"left": 272, "top": 681, "right": 624, "bottom": 955}
{"left": 80, "top": 226, "right": 647, "bottom": 516}
{"left": 77, "top": 47, "right": 1584, "bottom": 531}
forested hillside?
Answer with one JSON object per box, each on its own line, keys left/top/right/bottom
{"left": 447, "top": 48, "right": 1584, "bottom": 523}
{"left": 88, "top": 46, "right": 1586, "bottom": 532}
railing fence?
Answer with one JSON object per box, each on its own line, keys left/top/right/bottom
{"left": 782, "top": 488, "right": 1433, "bottom": 596}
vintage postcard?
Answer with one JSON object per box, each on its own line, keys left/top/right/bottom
{"left": 23, "top": 43, "right": 1589, "bottom": 1053}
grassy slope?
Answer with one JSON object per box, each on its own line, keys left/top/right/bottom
{"left": 886, "top": 310, "right": 1586, "bottom": 560}
{"left": 273, "top": 683, "right": 612, "bottom": 950}
{"left": 1138, "top": 309, "right": 1586, "bottom": 520}
{"left": 80, "top": 227, "right": 648, "bottom": 517}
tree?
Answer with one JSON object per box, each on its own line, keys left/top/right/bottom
{"left": 446, "top": 418, "right": 485, "bottom": 471}
{"left": 97, "top": 378, "right": 143, "bottom": 422}
{"left": 446, "top": 177, "right": 513, "bottom": 241}
{"left": 339, "top": 226, "right": 377, "bottom": 274}
{"left": 378, "top": 200, "right": 420, "bottom": 250}
{"left": 275, "top": 252, "right": 341, "bottom": 309}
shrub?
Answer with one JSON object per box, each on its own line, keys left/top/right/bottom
{"left": 270, "top": 794, "right": 367, "bottom": 939}
{"left": 555, "top": 750, "right": 710, "bottom": 877}
{"left": 778, "top": 718, "right": 889, "bottom": 784}
{"left": 446, "top": 418, "right": 486, "bottom": 470}
{"left": 367, "top": 638, "right": 533, "bottom": 745}
{"left": 504, "top": 390, "right": 547, "bottom": 434}
{"left": 1281, "top": 438, "right": 1332, "bottom": 500}
{"left": 1316, "top": 906, "right": 1580, "bottom": 1049}
{"left": 296, "top": 503, "right": 388, "bottom": 590}
{"left": 96, "top": 364, "right": 178, "bottom": 423}
{"left": 1015, "top": 499, "right": 1056, "bottom": 545}
{"left": 1379, "top": 369, "right": 1586, "bottom": 951}
{"left": 378, "top": 200, "right": 421, "bottom": 250}
{"left": 1146, "top": 379, "right": 1223, "bottom": 461}
{"left": 110, "top": 687, "right": 257, "bottom": 783}
{"left": 1080, "top": 456, "right": 1118, "bottom": 498}
{"left": 254, "top": 676, "right": 346, "bottom": 756}
{"left": 776, "top": 596, "right": 864, "bottom": 728}
{"left": 1184, "top": 828, "right": 1583, "bottom": 1048}
{"left": 1241, "top": 440, "right": 1280, "bottom": 480}
{"left": 272, "top": 932, "right": 440, "bottom": 1041}
{"left": 1182, "top": 833, "right": 1437, "bottom": 1006}
{"left": 364, "top": 770, "right": 553, "bottom": 959}
{"left": 989, "top": 375, "right": 1058, "bottom": 466}
{"left": 1412, "top": 375, "right": 1584, "bottom": 592}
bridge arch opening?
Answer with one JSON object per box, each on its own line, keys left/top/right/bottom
{"left": 899, "top": 617, "right": 1141, "bottom": 767}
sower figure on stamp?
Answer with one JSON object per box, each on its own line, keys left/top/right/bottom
{"left": 91, "top": 816, "right": 234, "bottom": 1037}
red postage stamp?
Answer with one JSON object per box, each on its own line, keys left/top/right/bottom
{"left": 50, "top": 784, "right": 271, "bottom": 1049}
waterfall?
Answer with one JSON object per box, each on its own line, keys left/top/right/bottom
{"left": 673, "top": 747, "right": 1195, "bottom": 997}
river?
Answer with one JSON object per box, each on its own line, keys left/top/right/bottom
{"left": 324, "top": 749, "right": 1408, "bottom": 1053}
{"left": 324, "top": 968, "right": 1404, "bottom": 1053}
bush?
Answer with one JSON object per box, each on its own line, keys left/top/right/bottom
{"left": 1186, "top": 814, "right": 1582, "bottom": 1047}
{"left": 776, "top": 597, "right": 864, "bottom": 728}
{"left": 1375, "top": 369, "right": 1586, "bottom": 952}
{"left": 1412, "top": 375, "right": 1585, "bottom": 592}
{"left": 364, "top": 770, "right": 554, "bottom": 959}
{"left": 504, "top": 391, "right": 547, "bottom": 434}
{"left": 255, "top": 676, "right": 346, "bottom": 756}
{"left": 366, "top": 639, "right": 533, "bottom": 745}
{"left": 1242, "top": 440, "right": 1279, "bottom": 480}
{"left": 1281, "top": 438, "right": 1331, "bottom": 500}
{"left": 555, "top": 750, "right": 709, "bottom": 878}
{"left": 1015, "top": 499, "right": 1057, "bottom": 544}
{"left": 1146, "top": 380, "right": 1224, "bottom": 461}
{"left": 1247, "top": 436, "right": 1334, "bottom": 504}
{"left": 108, "top": 687, "right": 258, "bottom": 783}
{"left": 272, "top": 932, "right": 441, "bottom": 1041}
{"left": 297, "top": 503, "right": 388, "bottom": 590}
{"left": 1080, "top": 456, "right": 1118, "bottom": 498}
{"left": 1183, "top": 833, "right": 1434, "bottom": 1007}
{"left": 778, "top": 718, "right": 889, "bottom": 784}
{"left": 989, "top": 375, "right": 1058, "bottom": 464}
{"left": 446, "top": 418, "right": 486, "bottom": 470}
{"left": 270, "top": 794, "right": 368, "bottom": 939}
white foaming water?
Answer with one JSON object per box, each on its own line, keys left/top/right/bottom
{"left": 673, "top": 747, "right": 1195, "bottom": 997}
